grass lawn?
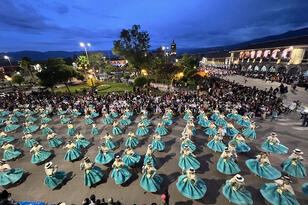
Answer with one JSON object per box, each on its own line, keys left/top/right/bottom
{"left": 55, "top": 81, "right": 132, "bottom": 95}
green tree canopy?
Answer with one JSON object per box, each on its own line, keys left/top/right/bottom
{"left": 134, "top": 75, "right": 147, "bottom": 87}
{"left": 77, "top": 56, "right": 89, "bottom": 71}
{"left": 19, "top": 57, "right": 34, "bottom": 80}
{"left": 104, "top": 63, "right": 117, "bottom": 73}
{"left": 176, "top": 54, "right": 200, "bottom": 78}
{"left": 112, "top": 25, "right": 150, "bottom": 73}
{"left": 88, "top": 52, "right": 106, "bottom": 72}
{"left": 11, "top": 73, "right": 24, "bottom": 85}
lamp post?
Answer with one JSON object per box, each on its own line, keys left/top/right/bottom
{"left": 79, "top": 42, "right": 91, "bottom": 62}
{"left": 4, "top": 56, "right": 12, "bottom": 65}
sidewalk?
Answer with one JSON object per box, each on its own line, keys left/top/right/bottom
{"left": 222, "top": 75, "right": 308, "bottom": 106}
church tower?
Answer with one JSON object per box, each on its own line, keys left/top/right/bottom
{"left": 170, "top": 40, "right": 176, "bottom": 56}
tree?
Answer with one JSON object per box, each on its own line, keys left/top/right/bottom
{"left": 112, "top": 25, "right": 150, "bottom": 73}
{"left": 88, "top": 52, "right": 106, "bottom": 73}
{"left": 176, "top": 54, "right": 200, "bottom": 79}
{"left": 104, "top": 63, "right": 117, "bottom": 73}
{"left": 134, "top": 76, "right": 147, "bottom": 87}
{"left": 76, "top": 56, "right": 89, "bottom": 71}
{"left": 19, "top": 57, "right": 34, "bottom": 80}
{"left": 11, "top": 73, "right": 24, "bottom": 86}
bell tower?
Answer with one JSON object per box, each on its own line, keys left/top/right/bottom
{"left": 170, "top": 40, "right": 176, "bottom": 56}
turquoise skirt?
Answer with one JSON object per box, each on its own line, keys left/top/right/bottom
{"left": 84, "top": 166, "right": 103, "bottom": 187}
{"left": 228, "top": 139, "right": 250, "bottom": 153}
{"left": 91, "top": 127, "right": 99, "bottom": 135}
{"left": 152, "top": 139, "right": 165, "bottom": 151}
{"left": 178, "top": 155, "right": 200, "bottom": 171}
{"left": 204, "top": 128, "right": 217, "bottom": 136}
{"left": 0, "top": 168, "right": 24, "bottom": 186}
{"left": 104, "top": 117, "right": 113, "bottom": 124}
{"left": 162, "top": 119, "right": 172, "bottom": 126}
{"left": 176, "top": 175, "right": 207, "bottom": 200}
{"left": 120, "top": 119, "right": 132, "bottom": 126}
{"left": 90, "top": 112, "right": 100, "bottom": 118}
{"left": 26, "top": 116, "right": 37, "bottom": 123}
{"left": 72, "top": 112, "right": 81, "bottom": 116}
{"left": 136, "top": 127, "right": 149, "bottom": 136}
{"left": 110, "top": 112, "right": 118, "bottom": 118}
{"left": 44, "top": 171, "right": 67, "bottom": 189}
{"left": 183, "top": 113, "right": 192, "bottom": 121}
{"left": 5, "top": 124, "right": 20, "bottom": 133}
{"left": 237, "top": 119, "right": 251, "bottom": 127}
{"left": 198, "top": 119, "right": 210, "bottom": 128}
{"left": 48, "top": 137, "right": 63, "bottom": 148}
{"left": 112, "top": 126, "right": 123, "bottom": 135}
{"left": 64, "top": 148, "right": 81, "bottom": 161}
{"left": 14, "top": 111, "right": 26, "bottom": 117}
{"left": 0, "top": 111, "right": 10, "bottom": 117}
{"left": 61, "top": 118, "right": 70, "bottom": 124}
{"left": 226, "top": 128, "right": 239, "bottom": 137}
{"left": 9, "top": 117, "right": 19, "bottom": 123}
{"left": 42, "top": 127, "right": 54, "bottom": 136}
{"left": 222, "top": 180, "right": 253, "bottom": 205}
{"left": 207, "top": 139, "right": 226, "bottom": 152}
{"left": 3, "top": 149, "right": 22, "bottom": 160}
{"left": 125, "top": 112, "right": 133, "bottom": 117}
{"left": 211, "top": 113, "right": 219, "bottom": 120}
{"left": 217, "top": 158, "right": 240, "bottom": 175}
{"left": 111, "top": 166, "right": 132, "bottom": 185}
{"left": 246, "top": 159, "right": 281, "bottom": 180}
{"left": 215, "top": 118, "right": 227, "bottom": 126}
{"left": 196, "top": 114, "right": 203, "bottom": 121}
{"left": 242, "top": 128, "right": 256, "bottom": 140}
{"left": 227, "top": 113, "right": 242, "bottom": 121}
{"left": 155, "top": 126, "right": 168, "bottom": 136}
{"left": 260, "top": 183, "right": 300, "bottom": 205}
{"left": 105, "top": 139, "right": 116, "bottom": 150}
{"left": 67, "top": 128, "right": 75, "bottom": 136}
{"left": 31, "top": 150, "right": 52, "bottom": 164}
{"left": 41, "top": 117, "right": 51, "bottom": 124}
{"left": 167, "top": 113, "right": 173, "bottom": 119}
{"left": 181, "top": 141, "right": 196, "bottom": 153}
{"left": 281, "top": 159, "right": 306, "bottom": 178}
{"left": 140, "top": 172, "right": 163, "bottom": 192}
{"left": 23, "top": 125, "right": 39, "bottom": 134}
{"left": 142, "top": 119, "right": 151, "bottom": 127}
{"left": 125, "top": 137, "right": 139, "bottom": 148}
{"left": 261, "top": 140, "right": 288, "bottom": 154}
{"left": 74, "top": 139, "right": 90, "bottom": 149}
{"left": 85, "top": 118, "right": 94, "bottom": 125}
{"left": 303, "top": 183, "right": 308, "bottom": 195}
{"left": 24, "top": 138, "right": 39, "bottom": 148}
{"left": 95, "top": 151, "right": 115, "bottom": 165}
{"left": 57, "top": 111, "right": 67, "bottom": 115}
{"left": 143, "top": 155, "right": 158, "bottom": 167}
{"left": 0, "top": 136, "right": 15, "bottom": 146}
{"left": 122, "top": 153, "right": 141, "bottom": 166}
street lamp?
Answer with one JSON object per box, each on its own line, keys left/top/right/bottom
{"left": 4, "top": 56, "right": 12, "bottom": 65}
{"left": 79, "top": 42, "right": 90, "bottom": 62}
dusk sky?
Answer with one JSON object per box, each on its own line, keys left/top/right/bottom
{"left": 1, "top": 0, "right": 308, "bottom": 52}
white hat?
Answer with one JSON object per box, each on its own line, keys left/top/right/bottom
{"left": 45, "top": 162, "right": 53, "bottom": 169}
{"left": 235, "top": 174, "right": 244, "bottom": 182}
{"left": 293, "top": 149, "right": 304, "bottom": 155}
{"left": 271, "top": 132, "right": 277, "bottom": 136}
{"left": 148, "top": 144, "right": 152, "bottom": 148}
{"left": 189, "top": 167, "right": 195, "bottom": 172}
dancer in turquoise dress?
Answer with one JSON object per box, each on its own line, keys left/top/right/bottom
{"left": 143, "top": 145, "right": 158, "bottom": 167}
{"left": 23, "top": 121, "right": 39, "bottom": 134}
{"left": 227, "top": 109, "right": 242, "bottom": 121}
{"left": 13, "top": 109, "right": 25, "bottom": 117}
{"left": 141, "top": 115, "right": 151, "bottom": 127}
{"left": 136, "top": 122, "right": 149, "bottom": 136}
{"left": 242, "top": 122, "right": 256, "bottom": 140}
{"left": 140, "top": 161, "right": 163, "bottom": 192}
{"left": 30, "top": 143, "right": 52, "bottom": 164}
{"left": 74, "top": 132, "right": 90, "bottom": 149}
{"left": 180, "top": 134, "right": 196, "bottom": 152}
{"left": 176, "top": 167, "right": 207, "bottom": 200}
{"left": 198, "top": 114, "right": 210, "bottom": 128}
{"left": 197, "top": 109, "right": 205, "bottom": 121}
{"left": 122, "top": 147, "right": 141, "bottom": 167}
{"left": 141, "top": 109, "right": 149, "bottom": 118}
{"left": 210, "top": 109, "right": 220, "bottom": 120}
{"left": 23, "top": 133, "right": 38, "bottom": 148}
{"left": 103, "top": 113, "right": 114, "bottom": 124}
{"left": 124, "top": 108, "right": 133, "bottom": 118}
{"left": 60, "top": 115, "right": 70, "bottom": 124}
{"left": 8, "top": 114, "right": 18, "bottom": 124}
{"left": 183, "top": 109, "right": 193, "bottom": 121}
{"left": 40, "top": 113, "right": 51, "bottom": 124}
{"left": 25, "top": 114, "right": 37, "bottom": 123}
{"left": 152, "top": 133, "right": 165, "bottom": 151}
{"left": 71, "top": 108, "right": 81, "bottom": 116}
{"left": 47, "top": 133, "right": 63, "bottom": 148}
{"left": 67, "top": 122, "right": 76, "bottom": 136}
{"left": 0, "top": 160, "right": 24, "bottom": 186}
{"left": 110, "top": 109, "right": 118, "bottom": 118}
{"left": 204, "top": 122, "right": 217, "bottom": 137}
{"left": 0, "top": 132, "right": 15, "bottom": 146}
{"left": 215, "top": 114, "right": 227, "bottom": 127}
{"left": 246, "top": 152, "right": 281, "bottom": 180}
{"left": 260, "top": 176, "right": 300, "bottom": 205}
{"left": 225, "top": 123, "right": 239, "bottom": 138}
{"left": 120, "top": 114, "right": 132, "bottom": 126}
{"left": 112, "top": 121, "right": 123, "bottom": 135}
{"left": 91, "top": 124, "right": 99, "bottom": 135}
{"left": 165, "top": 108, "right": 174, "bottom": 119}
{"left": 44, "top": 162, "right": 67, "bottom": 189}
{"left": 111, "top": 156, "right": 132, "bottom": 185}
{"left": 104, "top": 133, "right": 117, "bottom": 150}
{"left": 179, "top": 145, "right": 200, "bottom": 171}
{"left": 125, "top": 132, "right": 139, "bottom": 148}
{"left": 90, "top": 110, "right": 100, "bottom": 119}
{"left": 222, "top": 174, "right": 253, "bottom": 205}
{"left": 217, "top": 147, "right": 240, "bottom": 175}
{"left": 303, "top": 183, "right": 308, "bottom": 195}
{"left": 184, "top": 121, "right": 196, "bottom": 136}
{"left": 162, "top": 115, "right": 172, "bottom": 126}
{"left": 281, "top": 149, "right": 306, "bottom": 178}
{"left": 57, "top": 108, "right": 67, "bottom": 115}
{"left": 261, "top": 132, "right": 289, "bottom": 154}
{"left": 41, "top": 123, "right": 54, "bottom": 137}
{"left": 207, "top": 134, "right": 226, "bottom": 152}
{"left": 155, "top": 123, "right": 168, "bottom": 136}
{"left": 85, "top": 114, "right": 94, "bottom": 125}
{"left": 64, "top": 140, "right": 81, "bottom": 161}
{"left": 237, "top": 115, "right": 251, "bottom": 127}
{"left": 4, "top": 120, "right": 20, "bottom": 133}
{"left": 95, "top": 143, "right": 115, "bottom": 165}
{"left": 1, "top": 142, "right": 21, "bottom": 161}
{"left": 228, "top": 134, "right": 251, "bottom": 153}
{"left": 80, "top": 157, "right": 103, "bottom": 187}
{"left": 0, "top": 109, "right": 10, "bottom": 117}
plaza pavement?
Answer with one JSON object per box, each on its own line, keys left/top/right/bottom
{"left": 5, "top": 109, "right": 308, "bottom": 205}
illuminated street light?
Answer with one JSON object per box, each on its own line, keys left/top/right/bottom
{"left": 79, "top": 42, "right": 90, "bottom": 63}
{"left": 4, "top": 55, "right": 12, "bottom": 65}
{"left": 87, "top": 43, "right": 91, "bottom": 47}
